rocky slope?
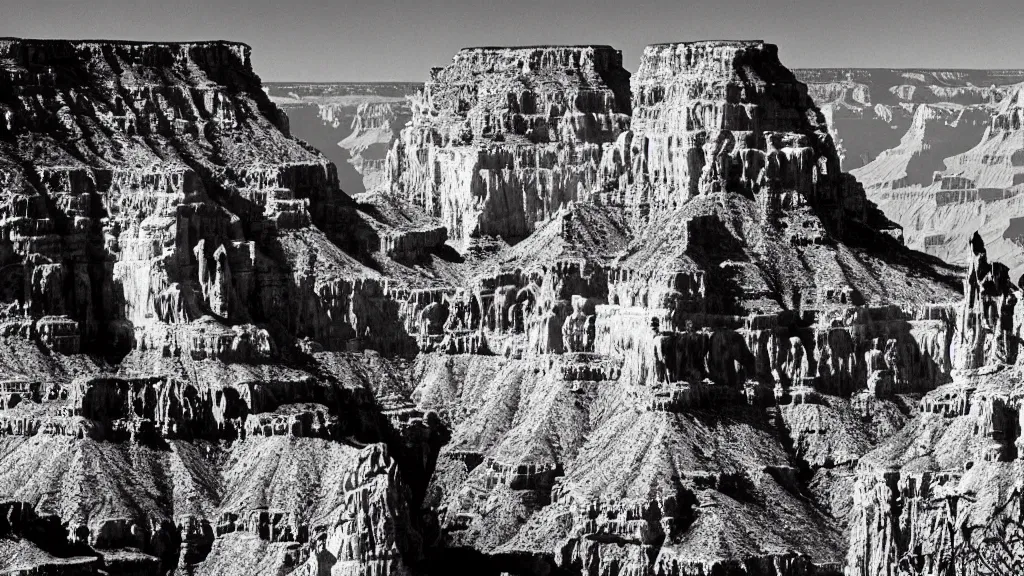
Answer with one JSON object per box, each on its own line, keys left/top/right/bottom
{"left": 0, "top": 37, "right": 1019, "bottom": 576}
{"left": 266, "top": 83, "right": 419, "bottom": 195}
{"left": 795, "top": 69, "right": 1024, "bottom": 280}
{"left": 845, "top": 233, "right": 1023, "bottom": 576}
{"left": 0, "top": 39, "right": 447, "bottom": 575}
{"left": 386, "top": 41, "right": 983, "bottom": 576}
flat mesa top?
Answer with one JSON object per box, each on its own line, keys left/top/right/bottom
{"left": 459, "top": 45, "right": 618, "bottom": 51}
{"left": 646, "top": 40, "right": 767, "bottom": 47}
{"left": 0, "top": 37, "right": 250, "bottom": 49}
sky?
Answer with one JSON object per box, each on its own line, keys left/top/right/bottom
{"left": 2, "top": 0, "right": 1022, "bottom": 82}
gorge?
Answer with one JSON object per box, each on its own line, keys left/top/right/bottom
{"left": 0, "top": 37, "right": 1020, "bottom": 576}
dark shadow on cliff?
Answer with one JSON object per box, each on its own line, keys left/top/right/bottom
{"left": 843, "top": 215, "right": 964, "bottom": 293}
{"left": 422, "top": 547, "right": 575, "bottom": 576}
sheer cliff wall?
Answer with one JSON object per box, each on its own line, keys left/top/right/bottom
{"left": 0, "top": 39, "right": 444, "bottom": 576}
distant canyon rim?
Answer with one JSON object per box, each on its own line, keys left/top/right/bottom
{"left": 268, "top": 64, "right": 1024, "bottom": 278}
{"left": 0, "top": 37, "right": 1020, "bottom": 576}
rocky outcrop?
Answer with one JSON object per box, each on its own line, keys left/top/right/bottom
{"left": 342, "top": 101, "right": 409, "bottom": 192}
{"left": 0, "top": 38, "right": 431, "bottom": 358}
{"left": 845, "top": 237, "right": 1023, "bottom": 576}
{"left": 596, "top": 41, "right": 869, "bottom": 233}
{"left": 2, "top": 36, "right": 1013, "bottom": 576}
{"left": 0, "top": 39, "right": 442, "bottom": 575}
{"left": 385, "top": 46, "right": 631, "bottom": 248}
{"left": 403, "top": 41, "right": 966, "bottom": 576}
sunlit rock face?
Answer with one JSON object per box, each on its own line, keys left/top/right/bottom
{"left": 845, "top": 236, "right": 1023, "bottom": 576}
{"left": 0, "top": 39, "right": 444, "bottom": 575}
{"left": 899, "top": 83, "right": 1024, "bottom": 277}
{"left": 398, "top": 42, "right": 969, "bottom": 576}
{"left": 385, "top": 45, "right": 631, "bottom": 248}
{"left": 597, "top": 41, "right": 868, "bottom": 234}
{"left": 1, "top": 37, "right": 1014, "bottom": 576}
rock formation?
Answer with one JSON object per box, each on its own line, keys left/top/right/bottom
{"left": 397, "top": 41, "right": 971, "bottom": 576}
{"left": 0, "top": 38, "right": 445, "bottom": 575}
{"left": 1, "top": 36, "right": 1019, "bottom": 576}
{"left": 793, "top": 69, "right": 1024, "bottom": 172}
{"left": 845, "top": 233, "right": 1023, "bottom": 576}
{"left": 385, "top": 46, "right": 631, "bottom": 248}
{"left": 597, "top": 41, "right": 867, "bottom": 231}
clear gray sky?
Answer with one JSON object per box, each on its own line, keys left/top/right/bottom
{"left": 2, "top": 0, "right": 1021, "bottom": 81}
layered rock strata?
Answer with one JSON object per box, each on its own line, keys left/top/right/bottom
{"left": 0, "top": 39, "right": 445, "bottom": 575}
{"left": 793, "top": 69, "right": 1024, "bottom": 172}
{"left": 845, "top": 236, "right": 1023, "bottom": 576}
{"left": 403, "top": 42, "right": 967, "bottom": 576}
{"left": 2, "top": 36, "right": 1015, "bottom": 576}
{"left": 385, "top": 46, "right": 631, "bottom": 248}
{"left": 801, "top": 70, "right": 1024, "bottom": 279}
{"left": 596, "top": 41, "right": 870, "bottom": 236}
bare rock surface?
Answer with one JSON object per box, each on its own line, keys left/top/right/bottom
{"left": 0, "top": 37, "right": 1020, "bottom": 576}
{"left": 796, "top": 69, "right": 1024, "bottom": 280}
{"left": 845, "top": 233, "right": 1023, "bottom": 576}
{"left": 0, "top": 38, "right": 445, "bottom": 576}
{"left": 385, "top": 46, "right": 631, "bottom": 248}
{"left": 388, "top": 41, "right": 976, "bottom": 576}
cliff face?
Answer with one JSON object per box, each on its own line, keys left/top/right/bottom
{"left": 385, "top": 46, "right": 631, "bottom": 248}
{"left": 341, "top": 101, "right": 408, "bottom": 192}
{"left": 795, "top": 69, "right": 1024, "bottom": 280}
{"left": 596, "top": 41, "right": 867, "bottom": 234}
{"left": 1, "top": 37, "right": 1018, "bottom": 576}
{"left": 275, "top": 69, "right": 1024, "bottom": 279}
{"left": 845, "top": 234, "right": 1023, "bottom": 576}
{"left": 0, "top": 39, "right": 445, "bottom": 575}
{"left": 395, "top": 42, "right": 968, "bottom": 576}
{"left": 793, "top": 69, "right": 1024, "bottom": 172}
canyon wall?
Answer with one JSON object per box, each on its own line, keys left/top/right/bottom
{"left": 276, "top": 69, "right": 1024, "bottom": 281}
{"left": 596, "top": 41, "right": 870, "bottom": 233}
{"left": 1, "top": 37, "right": 1020, "bottom": 576}
{"left": 795, "top": 69, "right": 1024, "bottom": 280}
{"left": 384, "top": 46, "right": 631, "bottom": 248}
{"left": 844, "top": 233, "right": 1023, "bottom": 576}
{"left": 0, "top": 39, "right": 446, "bottom": 575}
{"left": 389, "top": 42, "right": 983, "bottom": 576}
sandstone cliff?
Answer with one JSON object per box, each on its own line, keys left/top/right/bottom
{"left": 845, "top": 233, "right": 1023, "bottom": 576}
{"left": 385, "top": 46, "right": 631, "bottom": 248}
{"left": 0, "top": 39, "right": 445, "bottom": 575}
{"left": 597, "top": 41, "right": 867, "bottom": 232}
{"left": 1, "top": 37, "right": 1019, "bottom": 576}
{"left": 394, "top": 42, "right": 970, "bottom": 576}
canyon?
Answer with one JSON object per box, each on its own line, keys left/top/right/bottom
{"left": 276, "top": 70, "right": 1024, "bottom": 280}
{"left": 266, "top": 82, "right": 419, "bottom": 196}
{"left": 798, "top": 69, "right": 1024, "bottom": 282}
{"left": 0, "top": 37, "right": 1019, "bottom": 576}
